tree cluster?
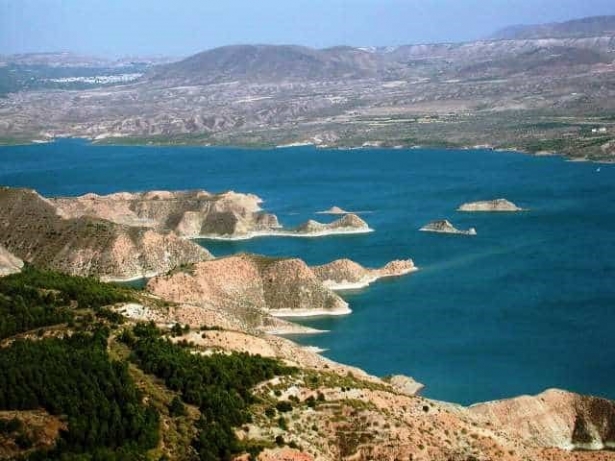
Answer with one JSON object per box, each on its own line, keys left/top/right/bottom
{"left": 130, "top": 324, "right": 294, "bottom": 461}
{"left": 0, "top": 265, "right": 133, "bottom": 339}
{"left": 0, "top": 329, "right": 159, "bottom": 459}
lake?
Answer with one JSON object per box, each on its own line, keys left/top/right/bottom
{"left": 1, "top": 139, "right": 613, "bottom": 405}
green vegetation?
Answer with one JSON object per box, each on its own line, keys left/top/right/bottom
{"left": 128, "top": 323, "right": 295, "bottom": 461}
{"left": 0, "top": 267, "right": 296, "bottom": 460}
{"left": 0, "top": 265, "right": 133, "bottom": 339}
{"left": 523, "top": 138, "right": 568, "bottom": 153}
{"left": 0, "top": 329, "right": 159, "bottom": 459}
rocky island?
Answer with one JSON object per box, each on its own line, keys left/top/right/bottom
{"left": 420, "top": 219, "right": 477, "bottom": 235}
{"left": 291, "top": 213, "right": 372, "bottom": 236}
{"left": 316, "top": 206, "right": 350, "bottom": 215}
{"left": 458, "top": 198, "right": 524, "bottom": 212}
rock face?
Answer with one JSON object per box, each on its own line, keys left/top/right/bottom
{"left": 470, "top": 389, "right": 615, "bottom": 450}
{"left": 458, "top": 198, "right": 524, "bottom": 212}
{"left": 294, "top": 214, "right": 371, "bottom": 235}
{"left": 146, "top": 254, "right": 350, "bottom": 318}
{"left": 0, "top": 187, "right": 212, "bottom": 280}
{"left": 312, "top": 258, "right": 416, "bottom": 290}
{"left": 52, "top": 189, "right": 280, "bottom": 238}
{"left": 0, "top": 245, "right": 23, "bottom": 276}
{"left": 420, "top": 219, "right": 477, "bottom": 235}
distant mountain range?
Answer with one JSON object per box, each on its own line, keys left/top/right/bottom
{"left": 1, "top": 15, "right": 614, "bottom": 160}
{"left": 490, "top": 15, "right": 615, "bottom": 40}
{"left": 145, "top": 15, "right": 615, "bottom": 84}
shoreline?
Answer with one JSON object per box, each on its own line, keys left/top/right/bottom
{"left": 100, "top": 272, "right": 158, "bottom": 283}
{"left": 3, "top": 136, "right": 614, "bottom": 164}
{"left": 269, "top": 306, "right": 352, "bottom": 318}
{"left": 322, "top": 267, "right": 419, "bottom": 291}
{"left": 192, "top": 227, "right": 374, "bottom": 241}
{"left": 263, "top": 326, "right": 329, "bottom": 335}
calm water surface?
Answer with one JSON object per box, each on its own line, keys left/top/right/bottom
{"left": 1, "top": 139, "right": 613, "bottom": 404}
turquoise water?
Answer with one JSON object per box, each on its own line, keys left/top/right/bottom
{"left": 1, "top": 139, "right": 614, "bottom": 405}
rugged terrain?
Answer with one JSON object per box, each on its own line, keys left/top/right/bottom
{"left": 0, "top": 187, "right": 212, "bottom": 280}
{"left": 0, "top": 186, "right": 376, "bottom": 280}
{"left": 0, "top": 192, "right": 614, "bottom": 459}
{"left": 52, "top": 189, "right": 280, "bottom": 238}
{"left": 1, "top": 265, "right": 614, "bottom": 461}
{"left": 1, "top": 16, "right": 615, "bottom": 159}
{"left": 51, "top": 190, "right": 370, "bottom": 239}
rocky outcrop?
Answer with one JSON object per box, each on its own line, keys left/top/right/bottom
{"left": 458, "top": 198, "right": 524, "bottom": 212}
{"left": 420, "top": 219, "right": 477, "bottom": 235}
{"left": 387, "top": 375, "right": 425, "bottom": 396}
{"left": 52, "top": 189, "right": 281, "bottom": 238}
{"left": 146, "top": 254, "right": 351, "bottom": 318}
{"left": 0, "top": 245, "right": 23, "bottom": 276}
{"left": 312, "top": 258, "right": 416, "bottom": 290}
{"left": 316, "top": 206, "right": 349, "bottom": 215}
{"left": 0, "top": 187, "right": 212, "bottom": 280}
{"left": 294, "top": 214, "right": 371, "bottom": 235}
{"left": 470, "top": 389, "right": 615, "bottom": 450}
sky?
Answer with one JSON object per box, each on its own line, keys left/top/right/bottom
{"left": 1, "top": 0, "right": 614, "bottom": 58}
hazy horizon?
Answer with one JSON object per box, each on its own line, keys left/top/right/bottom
{"left": 1, "top": 0, "right": 614, "bottom": 58}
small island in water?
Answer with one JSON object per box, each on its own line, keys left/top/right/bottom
{"left": 458, "top": 198, "right": 524, "bottom": 212}
{"left": 420, "top": 219, "right": 477, "bottom": 236}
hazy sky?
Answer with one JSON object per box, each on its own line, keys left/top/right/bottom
{"left": 1, "top": 0, "right": 614, "bottom": 57}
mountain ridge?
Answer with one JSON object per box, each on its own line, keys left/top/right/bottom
{"left": 490, "top": 15, "right": 615, "bottom": 40}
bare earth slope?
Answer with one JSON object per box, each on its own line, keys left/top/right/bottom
{"left": 146, "top": 254, "right": 417, "bottom": 317}
{"left": 470, "top": 389, "right": 615, "bottom": 450}
{"left": 146, "top": 254, "right": 351, "bottom": 317}
{"left": 51, "top": 190, "right": 371, "bottom": 239}
{"left": 0, "top": 187, "right": 211, "bottom": 280}
{"left": 52, "top": 189, "right": 280, "bottom": 237}
{"left": 123, "top": 291, "right": 615, "bottom": 461}
{"left": 0, "top": 244, "right": 23, "bottom": 276}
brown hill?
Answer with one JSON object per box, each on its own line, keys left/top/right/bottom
{"left": 52, "top": 189, "right": 280, "bottom": 238}
{"left": 0, "top": 187, "right": 211, "bottom": 280}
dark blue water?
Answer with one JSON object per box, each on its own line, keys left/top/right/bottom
{"left": 2, "top": 139, "right": 614, "bottom": 405}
